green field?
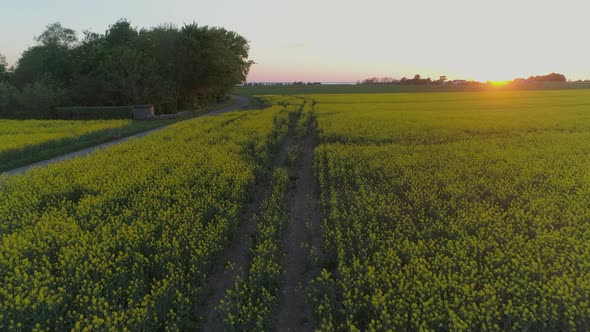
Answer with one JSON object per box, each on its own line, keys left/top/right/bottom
{"left": 0, "top": 101, "right": 296, "bottom": 330}
{"left": 234, "top": 82, "right": 590, "bottom": 96}
{"left": 0, "top": 119, "right": 174, "bottom": 172}
{"left": 309, "top": 90, "right": 590, "bottom": 331}
{"left": 1, "top": 90, "right": 589, "bottom": 331}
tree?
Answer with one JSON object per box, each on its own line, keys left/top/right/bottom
{"left": 400, "top": 74, "right": 432, "bottom": 85}
{"left": 13, "top": 23, "right": 78, "bottom": 88}
{"left": 138, "top": 25, "right": 184, "bottom": 112}
{"left": 105, "top": 19, "right": 137, "bottom": 47}
{"left": 361, "top": 77, "right": 379, "bottom": 84}
{"left": 66, "top": 30, "right": 109, "bottom": 105}
{"left": 35, "top": 22, "right": 78, "bottom": 48}
{"left": 526, "top": 73, "right": 566, "bottom": 83}
{"left": 177, "top": 23, "right": 253, "bottom": 107}
{"left": 13, "top": 44, "right": 74, "bottom": 88}
{"left": 0, "top": 53, "right": 8, "bottom": 81}
{"left": 8, "top": 19, "right": 254, "bottom": 116}
{"left": 0, "top": 82, "right": 21, "bottom": 116}
{"left": 19, "top": 76, "right": 68, "bottom": 116}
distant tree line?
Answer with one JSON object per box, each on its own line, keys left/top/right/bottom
{"left": 292, "top": 81, "right": 322, "bottom": 85}
{"left": 359, "top": 73, "right": 569, "bottom": 86}
{"left": 359, "top": 74, "right": 479, "bottom": 85}
{"left": 0, "top": 20, "right": 253, "bottom": 117}
{"left": 512, "top": 73, "right": 567, "bottom": 84}
{"left": 241, "top": 81, "right": 322, "bottom": 86}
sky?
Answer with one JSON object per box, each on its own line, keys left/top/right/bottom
{"left": 1, "top": 0, "right": 589, "bottom": 82}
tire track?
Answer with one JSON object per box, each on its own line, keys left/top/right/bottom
{"left": 278, "top": 102, "right": 321, "bottom": 332}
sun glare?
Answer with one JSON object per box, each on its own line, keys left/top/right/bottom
{"left": 489, "top": 80, "right": 511, "bottom": 87}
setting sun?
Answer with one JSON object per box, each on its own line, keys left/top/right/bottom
{"left": 489, "top": 80, "right": 511, "bottom": 86}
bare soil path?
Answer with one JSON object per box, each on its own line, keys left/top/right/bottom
{"left": 277, "top": 118, "right": 321, "bottom": 332}
{"left": 199, "top": 175, "right": 267, "bottom": 332}
{"left": 200, "top": 106, "right": 299, "bottom": 331}
{"left": 3, "top": 95, "right": 249, "bottom": 176}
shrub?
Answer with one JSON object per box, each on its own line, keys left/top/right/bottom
{"left": 0, "top": 82, "right": 22, "bottom": 116}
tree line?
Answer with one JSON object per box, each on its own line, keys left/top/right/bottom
{"left": 359, "top": 73, "right": 568, "bottom": 85}
{"left": 512, "top": 73, "right": 567, "bottom": 84}
{"left": 0, "top": 20, "right": 253, "bottom": 117}
{"left": 359, "top": 75, "right": 469, "bottom": 85}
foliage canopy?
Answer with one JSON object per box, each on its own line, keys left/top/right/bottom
{"left": 1, "top": 20, "right": 253, "bottom": 117}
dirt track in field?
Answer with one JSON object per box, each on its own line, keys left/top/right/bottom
{"left": 3, "top": 95, "right": 249, "bottom": 177}
{"left": 202, "top": 100, "right": 324, "bottom": 331}
{"left": 6, "top": 95, "right": 325, "bottom": 330}
{"left": 199, "top": 171, "right": 267, "bottom": 332}
{"left": 277, "top": 124, "right": 319, "bottom": 332}
{"left": 200, "top": 105, "right": 298, "bottom": 331}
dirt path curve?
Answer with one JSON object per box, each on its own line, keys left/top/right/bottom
{"left": 3, "top": 95, "right": 249, "bottom": 177}
{"left": 204, "top": 95, "right": 249, "bottom": 116}
{"left": 278, "top": 122, "right": 319, "bottom": 332}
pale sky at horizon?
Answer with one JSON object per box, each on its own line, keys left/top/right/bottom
{"left": 1, "top": 0, "right": 589, "bottom": 82}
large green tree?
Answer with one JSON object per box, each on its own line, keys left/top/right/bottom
{"left": 176, "top": 24, "right": 253, "bottom": 108}
{"left": 13, "top": 23, "right": 78, "bottom": 88}
{"left": 6, "top": 19, "right": 253, "bottom": 117}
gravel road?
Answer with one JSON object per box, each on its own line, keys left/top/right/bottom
{"left": 4, "top": 95, "right": 250, "bottom": 176}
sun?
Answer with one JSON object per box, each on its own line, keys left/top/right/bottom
{"left": 488, "top": 80, "right": 511, "bottom": 86}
